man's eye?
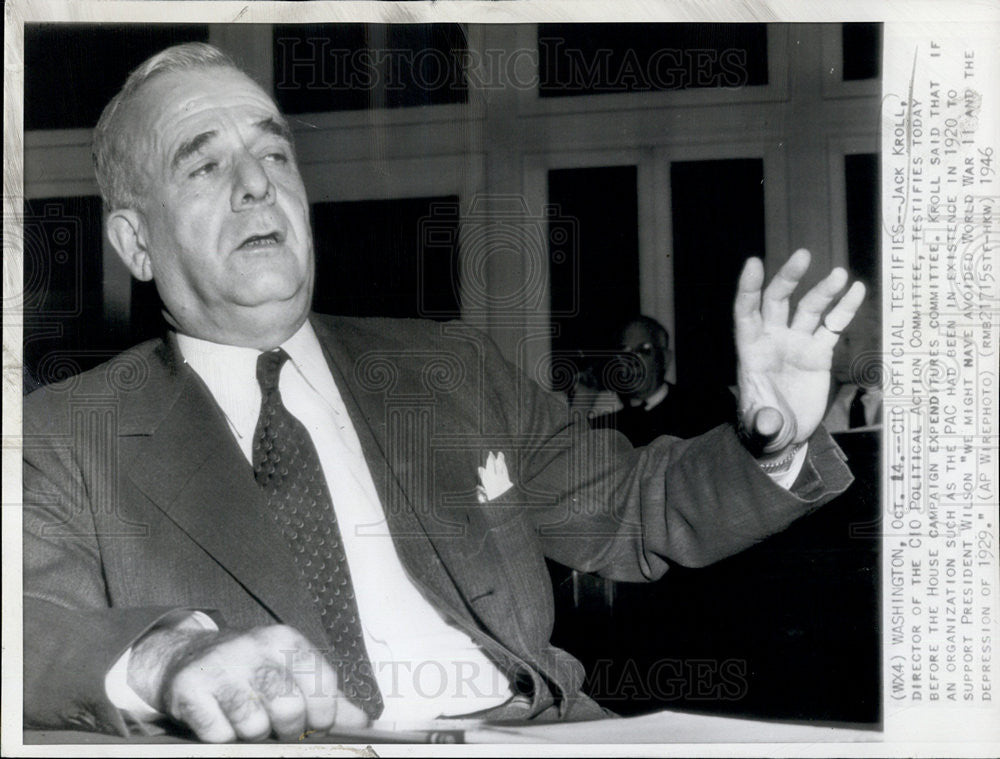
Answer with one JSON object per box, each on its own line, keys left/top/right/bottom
{"left": 189, "top": 162, "right": 218, "bottom": 178}
{"left": 263, "top": 151, "right": 288, "bottom": 164}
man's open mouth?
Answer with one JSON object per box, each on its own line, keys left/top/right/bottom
{"left": 238, "top": 231, "right": 284, "bottom": 249}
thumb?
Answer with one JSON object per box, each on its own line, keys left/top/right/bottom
{"left": 740, "top": 406, "right": 797, "bottom": 456}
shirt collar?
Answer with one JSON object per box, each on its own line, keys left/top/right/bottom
{"left": 281, "top": 320, "right": 332, "bottom": 391}
{"left": 862, "top": 386, "right": 883, "bottom": 401}
{"left": 174, "top": 320, "right": 332, "bottom": 435}
{"left": 175, "top": 320, "right": 322, "bottom": 379}
{"left": 842, "top": 384, "right": 883, "bottom": 403}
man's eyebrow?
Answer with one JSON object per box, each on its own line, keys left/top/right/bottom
{"left": 255, "top": 117, "right": 293, "bottom": 144}
{"left": 169, "top": 119, "right": 292, "bottom": 172}
{"left": 171, "top": 130, "right": 218, "bottom": 171}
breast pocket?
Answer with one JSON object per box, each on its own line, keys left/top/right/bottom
{"left": 469, "top": 499, "right": 554, "bottom": 650}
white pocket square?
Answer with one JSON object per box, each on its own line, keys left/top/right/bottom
{"left": 477, "top": 451, "right": 513, "bottom": 503}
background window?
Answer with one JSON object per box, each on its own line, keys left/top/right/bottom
{"left": 273, "top": 24, "right": 468, "bottom": 114}
{"left": 22, "top": 196, "right": 107, "bottom": 387}
{"left": 24, "top": 23, "right": 209, "bottom": 130}
{"left": 310, "top": 196, "right": 461, "bottom": 320}
{"left": 842, "top": 23, "right": 882, "bottom": 81}
{"left": 547, "top": 165, "right": 640, "bottom": 385}
{"left": 670, "top": 158, "right": 765, "bottom": 388}
{"left": 538, "top": 23, "right": 768, "bottom": 98}
{"left": 845, "top": 152, "right": 880, "bottom": 285}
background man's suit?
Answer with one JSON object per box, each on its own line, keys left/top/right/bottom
{"left": 591, "top": 382, "right": 738, "bottom": 445}
{"left": 23, "top": 314, "right": 852, "bottom": 734}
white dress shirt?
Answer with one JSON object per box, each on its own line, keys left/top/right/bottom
{"left": 641, "top": 382, "right": 670, "bottom": 411}
{"left": 107, "top": 321, "right": 512, "bottom": 724}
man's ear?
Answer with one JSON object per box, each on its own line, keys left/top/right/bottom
{"left": 106, "top": 209, "right": 153, "bottom": 281}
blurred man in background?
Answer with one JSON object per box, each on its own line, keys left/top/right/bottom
{"left": 592, "top": 315, "right": 736, "bottom": 444}
{"left": 822, "top": 292, "right": 881, "bottom": 431}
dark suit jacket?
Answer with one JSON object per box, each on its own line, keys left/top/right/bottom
{"left": 22, "top": 314, "right": 853, "bottom": 735}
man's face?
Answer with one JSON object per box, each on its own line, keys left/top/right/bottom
{"left": 617, "top": 322, "right": 666, "bottom": 402}
{"left": 114, "top": 66, "right": 314, "bottom": 347}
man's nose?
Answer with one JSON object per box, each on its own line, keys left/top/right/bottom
{"left": 231, "top": 152, "right": 274, "bottom": 209}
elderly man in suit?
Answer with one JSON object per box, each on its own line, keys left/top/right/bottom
{"left": 23, "top": 43, "right": 866, "bottom": 742}
{"left": 592, "top": 315, "right": 737, "bottom": 444}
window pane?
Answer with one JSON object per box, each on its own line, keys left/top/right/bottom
{"left": 845, "top": 153, "right": 880, "bottom": 285}
{"left": 842, "top": 23, "right": 882, "bottom": 81}
{"left": 538, "top": 23, "right": 768, "bottom": 98}
{"left": 130, "top": 279, "right": 167, "bottom": 345}
{"left": 670, "top": 158, "right": 765, "bottom": 387}
{"left": 273, "top": 24, "right": 468, "bottom": 114}
{"left": 548, "top": 166, "right": 640, "bottom": 386}
{"left": 24, "top": 23, "right": 209, "bottom": 130}
{"left": 22, "top": 196, "right": 106, "bottom": 389}
{"left": 310, "top": 196, "right": 461, "bottom": 320}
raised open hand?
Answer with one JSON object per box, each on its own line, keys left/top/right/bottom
{"left": 734, "top": 249, "right": 867, "bottom": 456}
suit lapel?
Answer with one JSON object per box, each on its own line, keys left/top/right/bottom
{"left": 312, "top": 318, "right": 499, "bottom": 615}
{"left": 312, "top": 319, "right": 554, "bottom": 708}
{"left": 124, "top": 340, "right": 328, "bottom": 649}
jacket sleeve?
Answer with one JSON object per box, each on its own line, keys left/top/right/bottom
{"left": 22, "top": 390, "right": 197, "bottom": 736}
{"left": 473, "top": 328, "right": 854, "bottom": 582}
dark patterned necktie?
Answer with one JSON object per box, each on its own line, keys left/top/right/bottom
{"left": 849, "top": 387, "right": 868, "bottom": 428}
{"left": 252, "top": 349, "right": 383, "bottom": 719}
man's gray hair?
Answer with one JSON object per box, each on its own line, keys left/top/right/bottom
{"left": 92, "top": 42, "right": 240, "bottom": 211}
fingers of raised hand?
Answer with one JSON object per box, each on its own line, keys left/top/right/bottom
{"left": 734, "top": 257, "right": 765, "bottom": 341}
{"left": 761, "top": 249, "right": 811, "bottom": 327}
{"left": 165, "top": 625, "right": 347, "bottom": 743}
{"left": 789, "top": 266, "right": 849, "bottom": 333}
{"left": 815, "top": 280, "right": 867, "bottom": 349}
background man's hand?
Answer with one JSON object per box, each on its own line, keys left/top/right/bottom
{"left": 734, "top": 249, "right": 866, "bottom": 455}
{"left": 128, "top": 624, "right": 367, "bottom": 742}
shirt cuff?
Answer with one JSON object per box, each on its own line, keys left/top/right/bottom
{"left": 104, "top": 610, "right": 218, "bottom": 723}
{"left": 763, "top": 443, "right": 809, "bottom": 490}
